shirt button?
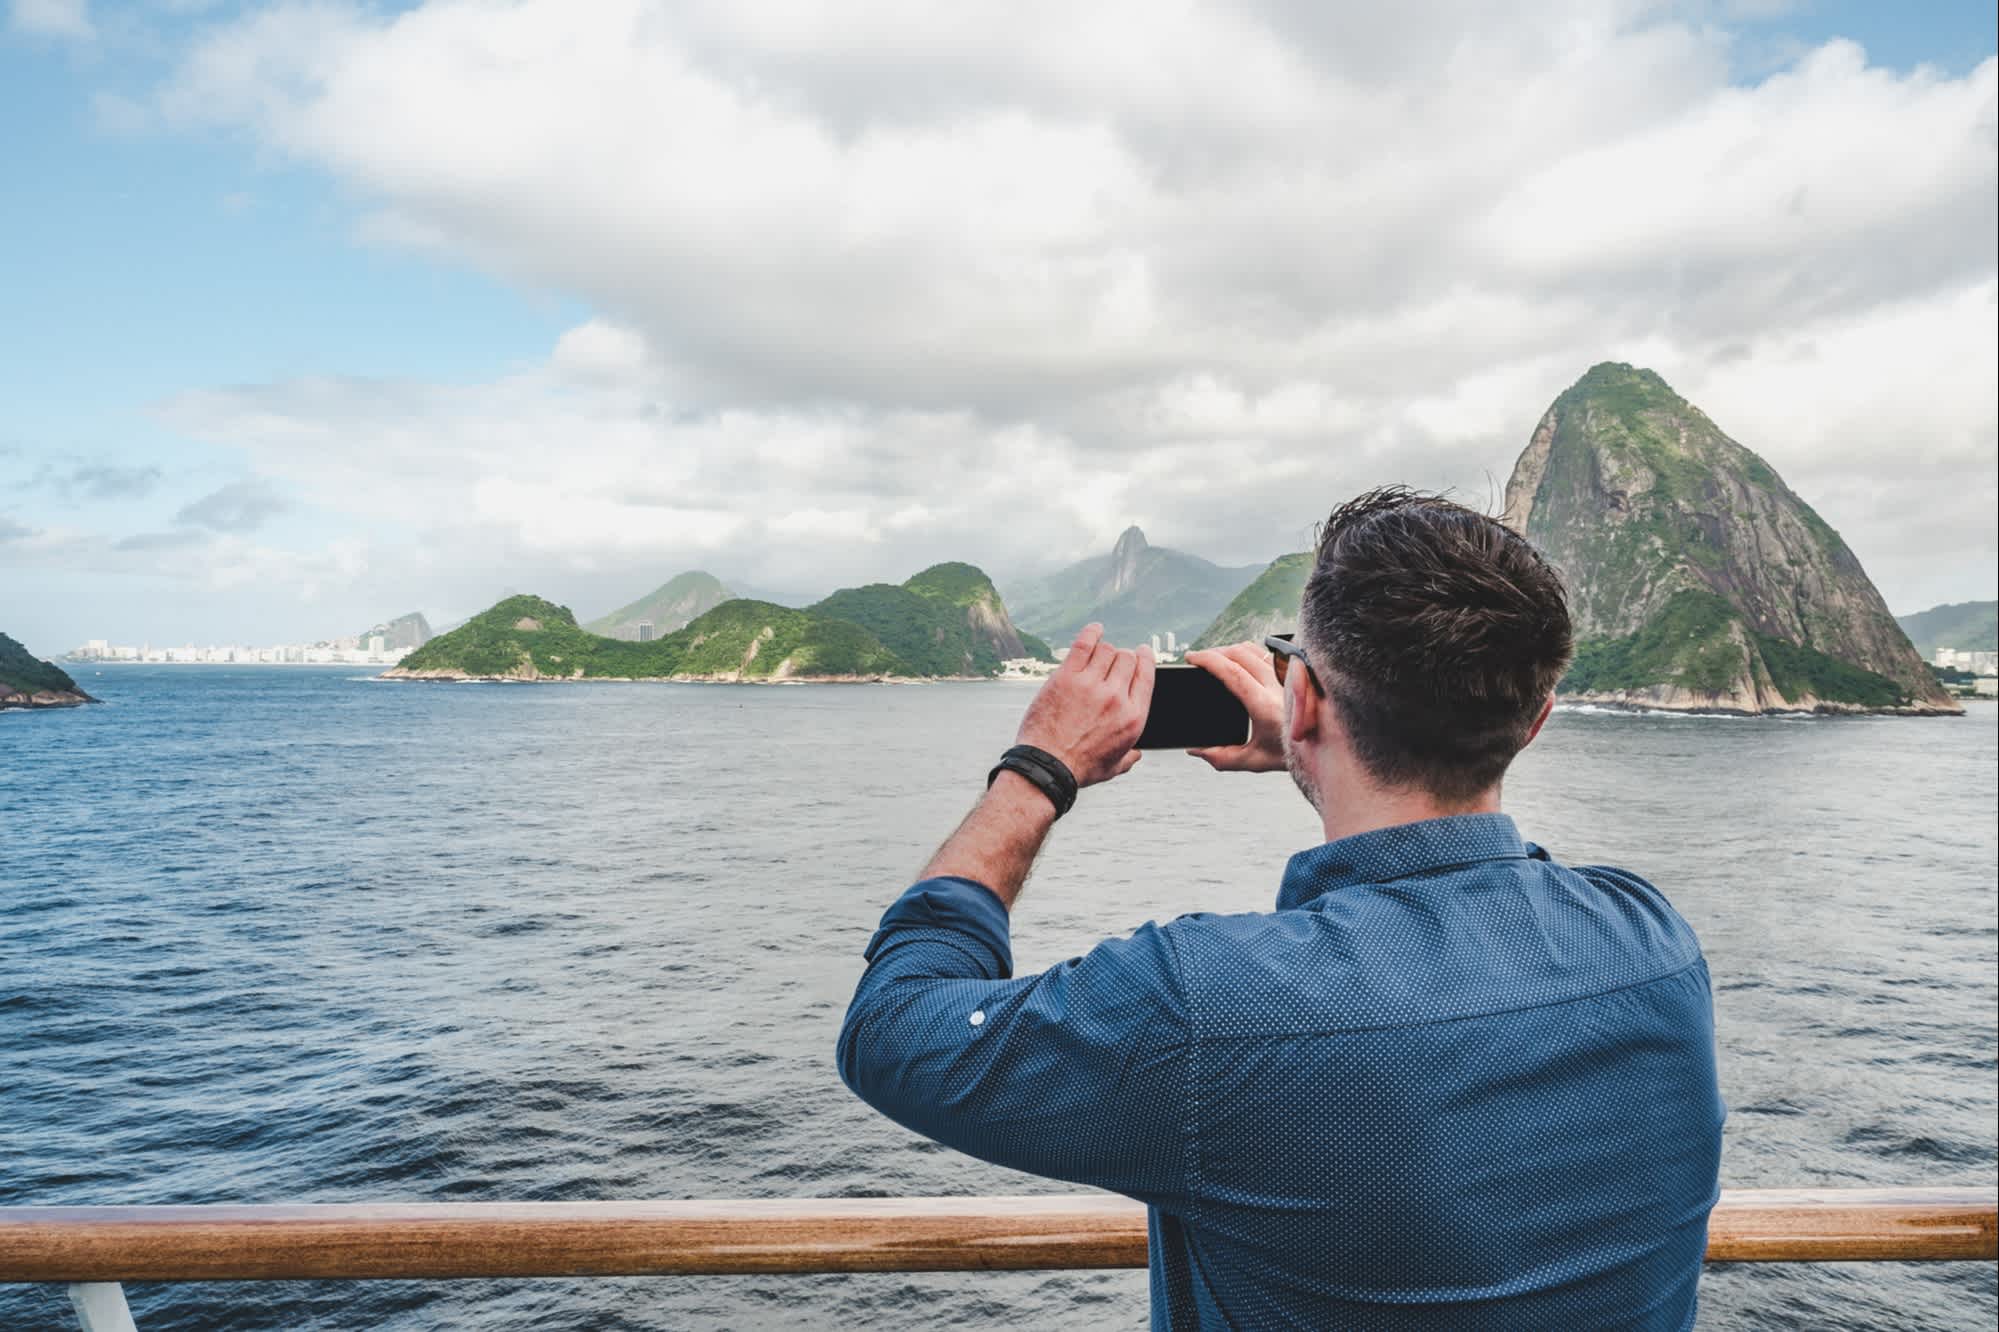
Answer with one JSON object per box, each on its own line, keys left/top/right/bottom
{"left": 969, "top": 1010, "right": 986, "bottom": 1027}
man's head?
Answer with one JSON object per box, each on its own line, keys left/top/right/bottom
{"left": 1282, "top": 487, "right": 1572, "bottom": 812}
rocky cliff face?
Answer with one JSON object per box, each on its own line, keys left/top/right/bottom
{"left": 1108, "top": 526, "right": 1148, "bottom": 596}
{"left": 1504, "top": 363, "right": 1955, "bottom": 714}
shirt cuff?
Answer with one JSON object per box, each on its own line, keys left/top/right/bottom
{"left": 863, "top": 875, "right": 1015, "bottom": 979}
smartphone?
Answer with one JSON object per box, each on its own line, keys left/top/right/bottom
{"left": 1137, "top": 665, "right": 1251, "bottom": 750}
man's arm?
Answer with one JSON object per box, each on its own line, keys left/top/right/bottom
{"left": 837, "top": 624, "right": 1190, "bottom": 1204}
{"left": 918, "top": 622, "right": 1153, "bottom": 909}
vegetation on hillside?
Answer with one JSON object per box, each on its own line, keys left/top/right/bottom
{"left": 1191, "top": 552, "right": 1312, "bottom": 649}
{"left": 0, "top": 632, "right": 80, "bottom": 694}
{"left": 1752, "top": 631, "right": 1909, "bottom": 709}
{"left": 808, "top": 584, "right": 990, "bottom": 675}
{"left": 669, "top": 600, "right": 901, "bottom": 677}
{"left": 903, "top": 561, "right": 998, "bottom": 608}
{"left": 397, "top": 560, "right": 1047, "bottom": 680}
{"left": 1561, "top": 588, "right": 1746, "bottom": 696}
{"left": 1560, "top": 587, "right": 1909, "bottom": 706}
{"left": 900, "top": 561, "right": 1053, "bottom": 664}
{"left": 396, "top": 596, "right": 614, "bottom": 677}
{"left": 397, "top": 593, "right": 906, "bottom": 679}
{"left": 1896, "top": 600, "right": 1997, "bottom": 657}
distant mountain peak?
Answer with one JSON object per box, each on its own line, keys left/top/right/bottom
{"left": 1109, "top": 526, "right": 1150, "bottom": 595}
{"left": 1006, "top": 528, "right": 1263, "bottom": 647}
{"left": 586, "top": 571, "right": 734, "bottom": 639}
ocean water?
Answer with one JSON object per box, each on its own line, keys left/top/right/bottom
{"left": 2, "top": 666, "right": 1993, "bottom": 1330}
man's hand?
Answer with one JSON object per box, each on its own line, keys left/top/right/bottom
{"left": 1015, "top": 624, "right": 1155, "bottom": 787}
{"left": 1183, "top": 641, "right": 1287, "bottom": 773}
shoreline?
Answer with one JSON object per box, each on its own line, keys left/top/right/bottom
{"left": 0, "top": 688, "right": 97, "bottom": 711}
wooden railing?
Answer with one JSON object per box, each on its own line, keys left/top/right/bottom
{"left": 4, "top": 1188, "right": 1993, "bottom": 1330}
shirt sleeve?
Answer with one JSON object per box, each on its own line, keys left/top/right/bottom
{"left": 836, "top": 875, "right": 1191, "bottom": 1209}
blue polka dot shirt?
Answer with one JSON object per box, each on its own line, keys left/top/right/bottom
{"left": 838, "top": 812, "right": 1725, "bottom": 1329}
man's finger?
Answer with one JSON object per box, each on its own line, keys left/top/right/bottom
{"left": 1088, "top": 634, "right": 1120, "bottom": 679}
{"left": 1112, "top": 749, "right": 1143, "bottom": 776}
{"left": 1106, "top": 645, "right": 1138, "bottom": 692}
{"left": 1186, "top": 746, "right": 1233, "bottom": 771}
{"left": 1131, "top": 642, "right": 1157, "bottom": 703}
{"left": 1223, "top": 640, "right": 1280, "bottom": 687}
{"left": 1191, "top": 647, "right": 1265, "bottom": 706}
{"left": 1065, "top": 623, "right": 1104, "bottom": 672}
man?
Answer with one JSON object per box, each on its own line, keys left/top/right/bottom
{"left": 837, "top": 488, "right": 1725, "bottom": 1329}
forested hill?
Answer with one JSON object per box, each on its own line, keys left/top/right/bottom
{"left": 387, "top": 564, "right": 1050, "bottom": 683}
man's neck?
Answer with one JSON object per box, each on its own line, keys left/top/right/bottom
{"left": 1318, "top": 777, "right": 1500, "bottom": 845}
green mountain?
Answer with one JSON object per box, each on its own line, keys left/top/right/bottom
{"left": 357, "top": 611, "right": 433, "bottom": 651}
{"left": 658, "top": 600, "right": 903, "bottom": 678}
{"left": 388, "top": 563, "right": 1045, "bottom": 683}
{"left": 585, "top": 571, "right": 734, "bottom": 639}
{"left": 812, "top": 563, "right": 1049, "bottom": 676}
{"left": 905, "top": 561, "right": 1052, "bottom": 663}
{"left": 1007, "top": 527, "right": 1264, "bottom": 648}
{"left": 1504, "top": 363, "right": 1955, "bottom": 714}
{"left": 1191, "top": 552, "right": 1312, "bottom": 649}
{"left": 391, "top": 594, "right": 900, "bottom": 681}
{"left": 1896, "top": 601, "right": 1997, "bottom": 659}
{"left": 1, "top": 632, "right": 93, "bottom": 709}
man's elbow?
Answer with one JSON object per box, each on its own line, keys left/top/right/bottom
{"left": 835, "top": 995, "right": 890, "bottom": 1107}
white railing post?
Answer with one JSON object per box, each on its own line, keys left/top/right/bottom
{"left": 68, "top": 1282, "right": 137, "bottom": 1332}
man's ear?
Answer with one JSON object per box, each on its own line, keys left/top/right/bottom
{"left": 1522, "top": 694, "right": 1555, "bottom": 746}
{"left": 1286, "top": 662, "right": 1319, "bottom": 746}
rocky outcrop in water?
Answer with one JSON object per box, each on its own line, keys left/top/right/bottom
{"left": 0, "top": 633, "right": 95, "bottom": 710}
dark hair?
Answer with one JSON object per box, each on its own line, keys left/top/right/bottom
{"left": 1298, "top": 486, "right": 1572, "bottom": 802}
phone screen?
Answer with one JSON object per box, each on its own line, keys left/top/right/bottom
{"left": 1137, "top": 665, "right": 1251, "bottom": 750}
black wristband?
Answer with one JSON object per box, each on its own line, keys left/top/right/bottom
{"left": 987, "top": 744, "right": 1079, "bottom": 818}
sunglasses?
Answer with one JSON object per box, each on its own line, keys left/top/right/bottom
{"left": 1264, "top": 633, "right": 1322, "bottom": 693}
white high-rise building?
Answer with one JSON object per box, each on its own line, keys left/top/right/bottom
{"left": 1165, "top": 631, "right": 1177, "bottom": 654}
{"left": 1150, "top": 633, "right": 1162, "bottom": 655}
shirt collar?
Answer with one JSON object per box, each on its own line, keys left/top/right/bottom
{"left": 1278, "top": 812, "right": 1529, "bottom": 910}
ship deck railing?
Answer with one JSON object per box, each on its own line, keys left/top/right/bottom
{"left": 4, "top": 1187, "right": 1994, "bottom": 1330}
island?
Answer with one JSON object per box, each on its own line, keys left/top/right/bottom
{"left": 384, "top": 563, "right": 1054, "bottom": 684}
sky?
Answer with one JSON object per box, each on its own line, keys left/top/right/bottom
{"left": 2, "top": 0, "right": 1994, "bottom": 657}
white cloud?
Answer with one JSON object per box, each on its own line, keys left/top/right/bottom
{"left": 9, "top": 0, "right": 92, "bottom": 41}
{"left": 95, "top": 0, "right": 1999, "bottom": 619}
